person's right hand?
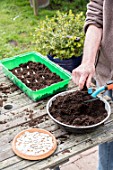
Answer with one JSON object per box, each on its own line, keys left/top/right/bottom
{"left": 72, "top": 62, "right": 95, "bottom": 90}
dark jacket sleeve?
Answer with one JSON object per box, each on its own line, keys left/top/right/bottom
{"left": 84, "top": 0, "right": 103, "bottom": 33}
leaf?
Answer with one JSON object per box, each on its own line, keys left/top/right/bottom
{"left": 32, "top": 10, "right": 85, "bottom": 60}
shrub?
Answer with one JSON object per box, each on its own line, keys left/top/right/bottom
{"left": 33, "top": 10, "right": 85, "bottom": 60}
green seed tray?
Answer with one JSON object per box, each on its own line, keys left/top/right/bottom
{"left": 0, "top": 51, "right": 71, "bottom": 101}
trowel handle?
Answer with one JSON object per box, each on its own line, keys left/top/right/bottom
{"left": 106, "top": 83, "right": 113, "bottom": 90}
{"left": 91, "top": 81, "right": 113, "bottom": 98}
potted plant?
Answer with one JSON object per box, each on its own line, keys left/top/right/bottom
{"left": 33, "top": 10, "right": 85, "bottom": 72}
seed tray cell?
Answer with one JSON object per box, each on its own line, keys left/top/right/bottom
{"left": 0, "top": 52, "right": 71, "bottom": 101}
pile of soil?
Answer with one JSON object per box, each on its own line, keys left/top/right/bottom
{"left": 49, "top": 87, "right": 108, "bottom": 126}
{"left": 10, "top": 61, "right": 62, "bottom": 91}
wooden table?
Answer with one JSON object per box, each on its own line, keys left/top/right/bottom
{"left": 1, "top": 70, "right": 113, "bottom": 170}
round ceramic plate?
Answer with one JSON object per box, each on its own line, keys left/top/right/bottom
{"left": 12, "top": 128, "right": 57, "bottom": 160}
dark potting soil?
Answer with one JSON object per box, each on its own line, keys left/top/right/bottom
{"left": 49, "top": 87, "right": 108, "bottom": 126}
{"left": 10, "top": 61, "right": 63, "bottom": 91}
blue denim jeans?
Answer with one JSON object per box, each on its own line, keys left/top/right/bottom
{"left": 98, "top": 142, "right": 113, "bottom": 170}
{"left": 98, "top": 90, "right": 113, "bottom": 170}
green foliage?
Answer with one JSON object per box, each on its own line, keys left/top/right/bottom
{"left": 48, "top": 0, "right": 87, "bottom": 13}
{"left": 33, "top": 10, "right": 85, "bottom": 59}
{"left": 0, "top": 0, "right": 87, "bottom": 59}
{"left": 50, "top": 0, "right": 61, "bottom": 4}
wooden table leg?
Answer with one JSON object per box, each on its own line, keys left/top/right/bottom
{"left": 53, "top": 167, "right": 60, "bottom": 170}
{"left": 32, "top": 0, "right": 38, "bottom": 16}
{"left": 49, "top": 159, "right": 69, "bottom": 170}
{"left": 50, "top": 166, "right": 60, "bottom": 170}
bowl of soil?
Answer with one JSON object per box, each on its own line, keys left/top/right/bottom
{"left": 46, "top": 88, "right": 111, "bottom": 133}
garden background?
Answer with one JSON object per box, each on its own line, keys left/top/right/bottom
{"left": 0, "top": 0, "right": 87, "bottom": 59}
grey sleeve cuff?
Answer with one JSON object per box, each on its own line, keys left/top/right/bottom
{"left": 84, "top": 0, "right": 103, "bottom": 33}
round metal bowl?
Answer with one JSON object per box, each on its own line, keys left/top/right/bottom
{"left": 46, "top": 89, "right": 111, "bottom": 133}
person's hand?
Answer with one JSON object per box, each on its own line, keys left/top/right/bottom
{"left": 72, "top": 63, "right": 95, "bottom": 90}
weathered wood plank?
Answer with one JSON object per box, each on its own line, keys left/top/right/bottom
{"left": 1, "top": 107, "right": 113, "bottom": 157}
{"left": 1, "top": 136, "right": 85, "bottom": 168}
{"left": 2, "top": 126, "right": 113, "bottom": 170}
{"left": 0, "top": 157, "right": 22, "bottom": 170}
{"left": 0, "top": 107, "right": 47, "bottom": 132}
{"left": 0, "top": 118, "right": 55, "bottom": 148}
{"left": 0, "top": 78, "right": 76, "bottom": 117}
{"left": 1, "top": 120, "right": 113, "bottom": 169}
{"left": 1, "top": 113, "right": 113, "bottom": 150}
{"left": 18, "top": 128, "right": 113, "bottom": 170}
{"left": 1, "top": 74, "right": 113, "bottom": 169}
{"left": 1, "top": 94, "right": 33, "bottom": 116}
{"left": 0, "top": 125, "right": 66, "bottom": 161}
{"left": 0, "top": 123, "right": 59, "bottom": 152}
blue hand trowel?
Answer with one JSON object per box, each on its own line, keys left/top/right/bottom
{"left": 84, "top": 81, "right": 113, "bottom": 103}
